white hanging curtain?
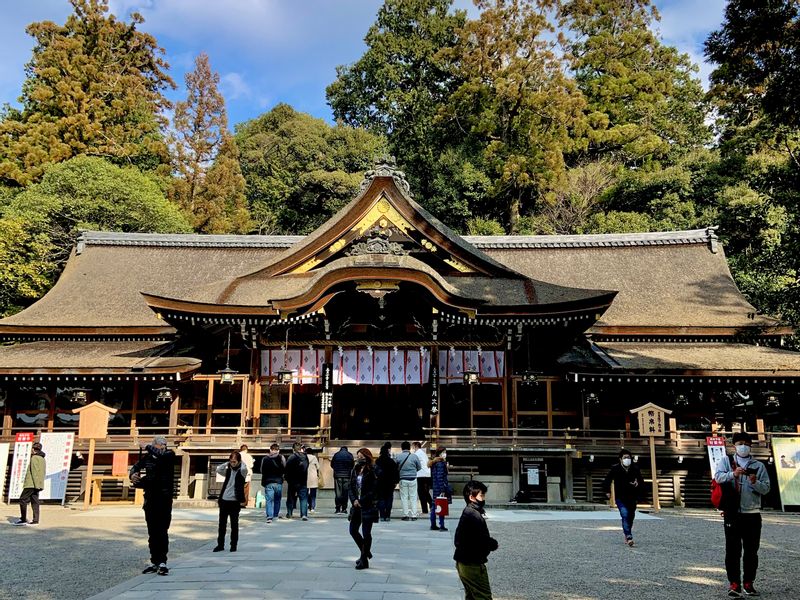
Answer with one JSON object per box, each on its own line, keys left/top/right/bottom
{"left": 438, "top": 350, "right": 505, "bottom": 381}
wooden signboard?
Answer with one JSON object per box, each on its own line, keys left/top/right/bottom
{"left": 630, "top": 402, "right": 672, "bottom": 511}
{"left": 72, "top": 402, "right": 118, "bottom": 508}
{"left": 112, "top": 451, "right": 129, "bottom": 476}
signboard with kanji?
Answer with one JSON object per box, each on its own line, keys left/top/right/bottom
{"left": 39, "top": 432, "right": 74, "bottom": 501}
{"left": 630, "top": 403, "right": 672, "bottom": 437}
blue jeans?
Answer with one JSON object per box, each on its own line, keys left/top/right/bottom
{"left": 287, "top": 484, "right": 308, "bottom": 517}
{"left": 616, "top": 500, "right": 636, "bottom": 539}
{"left": 264, "top": 483, "right": 282, "bottom": 520}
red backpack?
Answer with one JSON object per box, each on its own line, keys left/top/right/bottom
{"left": 710, "top": 456, "right": 735, "bottom": 510}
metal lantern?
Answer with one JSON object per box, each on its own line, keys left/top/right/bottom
{"left": 463, "top": 369, "right": 479, "bottom": 385}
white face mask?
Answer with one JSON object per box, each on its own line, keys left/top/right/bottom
{"left": 441, "top": 452, "right": 447, "bottom": 459}
{"left": 735, "top": 445, "right": 751, "bottom": 458}
{"left": 621, "top": 458, "right": 632, "bottom": 467}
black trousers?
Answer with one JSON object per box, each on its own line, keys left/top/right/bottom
{"left": 724, "top": 513, "right": 762, "bottom": 584}
{"left": 217, "top": 500, "right": 241, "bottom": 549}
{"left": 334, "top": 477, "right": 350, "bottom": 511}
{"left": 417, "top": 477, "right": 432, "bottom": 513}
{"left": 143, "top": 496, "right": 173, "bottom": 565}
{"left": 19, "top": 487, "right": 41, "bottom": 523}
{"left": 349, "top": 507, "right": 375, "bottom": 562}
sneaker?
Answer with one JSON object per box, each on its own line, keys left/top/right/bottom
{"left": 625, "top": 537, "right": 634, "bottom": 547}
{"left": 212, "top": 546, "right": 224, "bottom": 552}
{"left": 430, "top": 525, "right": 439, "bottom": 530}
{"left": 742, "top": 583, "right": 759, "bottom": 596}
{"left": 439, "top": 526, "right": 448, "bottom": 532}
{"left": 12, "top": 519, "right": 27, "bottom": 526}
{"left": 266, "top": 518, "right": 273, "bottom": 524}
{"left": 285, "top": 513, "right": 292, "bottom": 519}
{"left": 401, "top": 516, "right": 410, "bottom": 521}
{"left": 27, "top": 521, "right": 38, "bottom": 526}
{"left": 157, "top": 563, "right": 169, "bottom": 576}
{"left": 142, "top": 564, "right": 158, "bottom": 574}
{"left": 728, "top": 582, "right": 742, "bottom": 598}
{"left": 309, "top": 509, "right": 315, "bottom": 513}
{"left": 302, "top": 516, "right": 308, "bottom": 521}
{"left": 411, "top": 517, "right": 418, "bottom": 521}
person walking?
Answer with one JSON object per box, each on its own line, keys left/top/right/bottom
{"left": 349, "top": 447, "right": 378, "bottom": 570}
{"left": 214, "top": 451, "right": 247, "bottom": 552}
{"left": 331, "top": 446, "right": 354, "bottom": 514}
{"left": 239, "top": 444, "right": 254, "bottom": 508}
{"left": 129, "top": 435, "right": 175, "bottom": 576}
{"left": 375, "top": 442, "right": 399, "bottom": 521}
{"left": 413, "top": 441, "right": 432, "bottom": 514}
{"left": 715, "top": 431, "right": 771, "bottom": 598}
{"left": 285, "top": 442, "right": 309, "bottom": 520}
{"left": 260, "top": 443, "right": 285, "bottom": 523}
{"left": 454, "top": 480, "right": 498, "bottom": 600}
{"left": 429, "top": 447, "right": 450, "bottom": 531}
{"left": 602, "top": 448, "right": 645, "bottom": 547}
{"left": 305, "top": 445, "right": 320, "bottom": 513}
{"left": 14, "top": 441, "right": 45, "bottom": 526}
{"left": 395, "top": 441, "right": 422, "bottom": 520}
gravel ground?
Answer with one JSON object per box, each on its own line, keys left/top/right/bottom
{"left": 0, "top": 504, "right": 217, "bottom": 600}
{"left": 486, "top": 508, "right": 800, "bottom": 600}
{"left": 1, "top": 504, "right": 798, "bottom": 600}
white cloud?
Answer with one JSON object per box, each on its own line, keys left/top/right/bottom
{"left": 221, "top": 72, "right": 251, "bottom": 101}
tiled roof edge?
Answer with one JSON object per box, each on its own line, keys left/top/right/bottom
{"left": 77, "top": 230, "right": 304, "bottom": 253}
{"left": 77, "top": 227, "right": 719, "bottom": 252}
{"left": 464, "top": 227, "right": 719, "bottom": 250}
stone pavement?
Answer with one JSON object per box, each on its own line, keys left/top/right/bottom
{"left": 86, "top": 506, "right": 660, "bottom": 600}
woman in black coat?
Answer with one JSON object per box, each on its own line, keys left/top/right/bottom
{"left": 375, "top": 442, "right": 399, "bottom": 521}
{"left": 349, "top": 447, "right": 378, "bottom": 569}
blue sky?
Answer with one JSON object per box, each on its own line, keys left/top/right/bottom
{"left": 0, "top": 0, "right": 727, "bottom": 129}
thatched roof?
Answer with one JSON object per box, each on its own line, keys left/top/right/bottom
{"left": 0, "top": 340, "right": 201, "bottom": 376}
{"left": 0, "top": 228, "right": 783, "bottom": 336}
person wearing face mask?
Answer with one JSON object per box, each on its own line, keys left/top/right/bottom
{"left": 214, "top": 450, "right": 248, "bottom": 552}
{"left": 454, "top": 480, "right": 498, "bottom": 600}
{"left": 714, "top": 431, "right": 770, "bottom": 598}
{"left": 349, "top": 448, "right": 378, "bottom": 569}
{"left": 602, "top": 448, "right": 645, "bottom": 547}
{"left": 129, "top": 435, "right": 175, "bottom": 576}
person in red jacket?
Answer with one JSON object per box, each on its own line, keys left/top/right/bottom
{"left": 453, "top": 480, "right": 498, "bottom": 600}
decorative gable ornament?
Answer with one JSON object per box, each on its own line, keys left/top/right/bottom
{"left": 360, "top": 156, "right": 413, "bottom": 197}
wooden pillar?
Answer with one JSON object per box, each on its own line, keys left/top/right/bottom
{"left": 564, "top": 452, "right": 575, "bottom": 503}
{"left": 649, "top": 436, "right": 660, "bottom": 511}
{"left": 83, "top": 438, "right": 96, "bottom": 509}
{"left": 2, "top": 413, "right": 12, "bottom": 437}
{"left": 168, "top": 396, "right": 178, "bottom": 436}
{"left": 511, "top": 451, "right": 520, "bottom": 498}
{"left": 131, "top": 381, "right": 139, "bottom": 435}
{"left": 178, "top": 451, "right": 191, "bottom": 499}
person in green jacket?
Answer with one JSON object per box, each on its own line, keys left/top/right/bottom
{"left": 15, "top": 441, "right": 46, "bottom": 526}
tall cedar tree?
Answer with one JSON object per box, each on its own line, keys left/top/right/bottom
{"left": 326, "top": 0, "right": 465, "bottom": 201}
{"left": 0, "top": 0, "right": 174, "bottom": 186}
{"left": 559, "top": 0, "right": 709, "bottom": 166}
{"left": 439, "top": 0, "right": 588, "bottom": 232}
{"left": 170, "top": 53, "right": 250, "bottom": 233}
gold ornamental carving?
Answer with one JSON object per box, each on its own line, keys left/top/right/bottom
{"left": 352, "top": 195, "right": 413, "bottom": 236}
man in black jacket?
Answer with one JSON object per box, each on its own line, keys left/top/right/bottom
{"left": 602, "top": 448, "right": 645, "bottom": 547}
{"left": 454, "top": 480, "right": 498, "bottom": 600}
{"left": 331, "top": 446, "right": 354, "bottom": 514}
{"left": 129, "top": 435, "right": 175, "bottom": 576}
{"left": 284, "top": 442, "right": 309, "bottom": 520}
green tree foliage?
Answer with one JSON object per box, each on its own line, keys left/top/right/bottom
{"left": 0, "top": 0, "right": 174, "bottom": 186}
{"left": 0, "top": 215, "right": 54, "bottom": 317}
{"left": 170, "top": 53, "right": 250, "bottom": 233}
{"left": 705, "top": 1, "right": 800, "bottom": 333}
{"left": 559, "top": 0, "right": 709, "bottom": 165}
{"left": 4, "top": 155, "right": 189, "bottom": 269}
{"left": 440, "top": 0, "right": 588, "bottom": 232}
{"left": 326, "top": 0, "right": 465, "bottom": 201}
{"left": 706, "top": 0, "right": 800, "bottom": 134}
{"left": 235, "top": 104, "right": 386, "bottom": 234}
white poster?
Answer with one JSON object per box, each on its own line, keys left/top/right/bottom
{"left": 40, "top": 432, "right": 74, "bottom": 501}
{"left": 8, "top": 432, "right": 33, "bottom": 501}
{"left": 706, "top": 436, "right": 728, "bottom": 474}
{"left": 527, "top": 468, "right": 539, "bottom": 486}
{"left": 0, "top": 443, "right": 9, "bottom": 504}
